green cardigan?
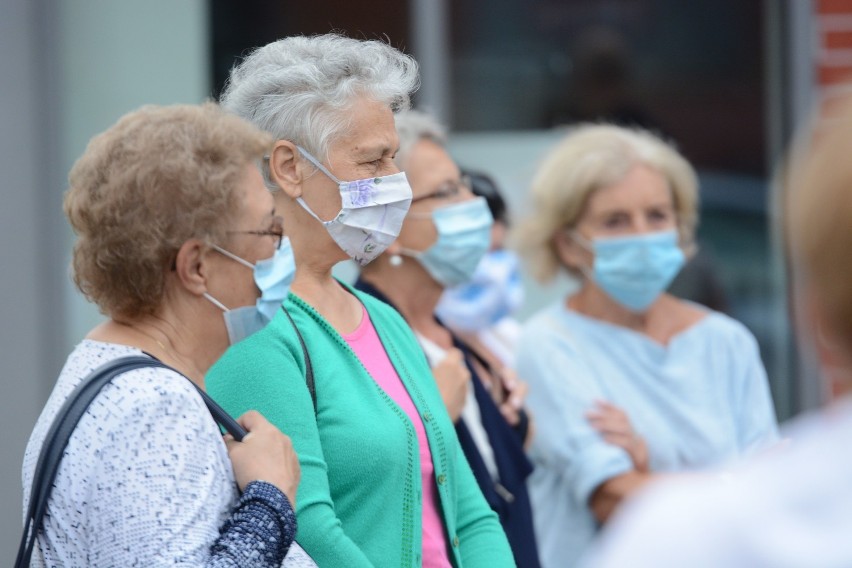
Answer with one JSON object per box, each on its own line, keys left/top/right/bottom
{"left": 206, "top": 285, "right": 515, "bottom": 567}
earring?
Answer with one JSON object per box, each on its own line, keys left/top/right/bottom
{"left": 389, "top": 254, "right": 403, "bottom": 267}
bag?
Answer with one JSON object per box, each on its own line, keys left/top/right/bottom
{"left": 283, "top": 307, "right": 316, "bottom": 411}
{"left": 16, "top": 355, "right": 316, "bottom": 567}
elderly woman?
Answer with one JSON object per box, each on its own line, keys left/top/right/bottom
{"left": 579, "top": 92, "right": 852, "bottom": 568}
{"left": 513, "top": 124, "right": 779, "bottom": 567}
{"left": 355, "top": 110, "right": 540, "bottom": 568}
{"left": 21, "top": 103, "right": 300, "bottom": 566}
{"left": 205, "top": 35, "right": 514, "bottom": 567}
{"left": 435, "top": 170, "right": 526, "bottom": 370}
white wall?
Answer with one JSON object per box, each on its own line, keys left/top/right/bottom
{"left": 1, "top": 0, "right": 209, "bottom": 556}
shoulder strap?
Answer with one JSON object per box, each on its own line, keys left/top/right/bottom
{"left": 16, "top": 355, "right": 246, "bottom": 568}
{"left": 282, "top": 308, "right": 317, "bottom": 412}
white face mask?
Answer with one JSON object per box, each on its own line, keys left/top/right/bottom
{"left": 296, "top": 147, "right": 412, "bottom": 266}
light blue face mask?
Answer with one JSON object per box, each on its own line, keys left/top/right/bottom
{"left": 204, "top": 238, "right": 296, "bottom": 344}
{"left": 574, "top": 229, "right": 685, "bottom": 312}
{"left": 401, "top": 196, "right": 494, "bottom": 287}
{"left": 435, "top": 248, "right": 524, "bottom": 332}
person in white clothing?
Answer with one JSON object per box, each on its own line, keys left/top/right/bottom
{"left": 579, "top": 93, "right": 852, "bottom": 568}
{"left": 21, "top": 103, "right": 302, "bottom": 567}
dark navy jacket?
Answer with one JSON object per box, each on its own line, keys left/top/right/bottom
{"left": 354, "top": 277, "right": 541, "bottom": 568}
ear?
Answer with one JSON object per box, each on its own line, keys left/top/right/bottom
{"left": 173, "top": 239, "right": 210, "bottom": 296}
{"left": 269, "top": 140, "right": 304, "bottom": 199}
{"left": 553, "top": 230, "right": 588, "bottom": 271}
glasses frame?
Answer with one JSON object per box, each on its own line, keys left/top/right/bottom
{"left": 410, "top": 174, "right": 472, "bottom": 204}
{"left": 226, "top": 215, "right": 285, "bottom": 250}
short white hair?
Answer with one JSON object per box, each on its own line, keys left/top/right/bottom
{"left": 393, "top": 109, "right": 447, "bottom": 169}
{"left": 220, "top": 33, "right": 419, "bottom": 185}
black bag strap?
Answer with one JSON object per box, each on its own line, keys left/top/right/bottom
{"left": 16, "top": 355, "right": 246, "bottom": 568}
{"left": 282, "top": 307, "right": 316, "bottom": 412}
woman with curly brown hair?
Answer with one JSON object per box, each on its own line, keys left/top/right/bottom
{"left": 21, "top": 103, "right": 301, "bottom": 567}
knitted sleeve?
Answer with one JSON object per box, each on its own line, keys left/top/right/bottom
{"left": 209, "top": 481, "right": 296, "bottom": 567}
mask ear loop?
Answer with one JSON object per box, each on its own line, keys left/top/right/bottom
{"left": 203, "top": 292, "right": 230, "bottom": 312}
{"left": 296, "top": 146, "right": 343, "bottom": 184}
{"left": 294, "top": 147, "right": 345, "bottom": 226}
{"left": 210, "top": 243, "right": 255, "bottom": 270}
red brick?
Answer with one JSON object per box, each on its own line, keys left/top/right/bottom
{"left": 826, "top": 30, "right": 852, "bottom": 49}
{"left": 818, "top": 0, "right": 852, "bottom": 14}
{"left": 819, "top": 65, "right": 852, "bottom": 85}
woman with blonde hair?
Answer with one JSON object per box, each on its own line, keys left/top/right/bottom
{"left": 514, "top": 123, "right": 778, "bottom": 567}
{"left": 579, "top": 90, "right": 852, "bottom": 568}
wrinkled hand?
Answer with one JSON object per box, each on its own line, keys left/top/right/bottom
{"left": 432, "top": 348, "right": 470, "bottom": 422}
{"left": 225, "top": 410, "right": 301, "bottom": 507}
{"left": 586, "top": 401, "right": 649, "bottom": 472}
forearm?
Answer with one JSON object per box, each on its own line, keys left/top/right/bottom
{"left": 589, "top": 470, "right": 655, "bottom": 524}
{"left": 208, "top": 481, "right": 296, "bottom": 567}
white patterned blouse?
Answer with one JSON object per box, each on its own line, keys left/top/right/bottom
{"left": 22, "top": 339, "right": 295, "bottom": 567}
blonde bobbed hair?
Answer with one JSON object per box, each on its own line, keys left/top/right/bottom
{"left": 514, "top": 123, "right": 699, "bottom": 282}
{"left": 64, "top": 103, "right": 272, "bottom": 320}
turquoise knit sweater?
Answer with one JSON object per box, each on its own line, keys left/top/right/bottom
{"left": 206, "top": 285, "right": 515, "bottom": 567}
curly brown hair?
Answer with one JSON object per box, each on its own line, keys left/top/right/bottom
{"left": 64, "top": 103, "right": 273, "bottom": 320}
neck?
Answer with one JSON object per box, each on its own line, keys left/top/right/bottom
{"left": 568, "top": 283, "right": 698, "bottom": 346}
{"left": 291, "top": 264, "right": 364, "bottom": 335}
{"left": 569, "top": 282, "right": 657, "bottom": 332}
{"left": 90, "top": 310, "right": 223, "bottom": 386}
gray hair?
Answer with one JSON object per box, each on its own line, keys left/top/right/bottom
{"left": 220, "top": 34, "right": 420, "bottom": 186}
{"left": 393, "top": 109, "right": 447, "bottom": 169}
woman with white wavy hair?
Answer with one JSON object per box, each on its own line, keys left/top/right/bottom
{"left": 207, "top": 34, "right": 515, "bottom": 567}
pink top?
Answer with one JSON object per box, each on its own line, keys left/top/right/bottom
{"left": 342, "top": 304, "right": 451, "bottom": 568}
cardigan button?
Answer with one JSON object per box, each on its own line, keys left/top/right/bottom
{"left": 423, "top": 412, "right": 432, "bottom": 423}
{"left": 452, "top": 535, "right": 460, "bottom": 547}
{"left": 437, "top": 473, "right": 446, "bottom": 485}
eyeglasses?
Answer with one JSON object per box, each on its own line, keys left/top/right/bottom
{"left": 410, "top": 175, "right": 472, "bottom": 204}
{"left": 227, "top": 215, "right": 285, "bottom": 250}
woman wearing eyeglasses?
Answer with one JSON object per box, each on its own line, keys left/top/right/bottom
{"left": 355, "top": 109, "right": 541, "bottom": 568}
{"left": 21, "top": 103, "right": 301, "bottom": 567}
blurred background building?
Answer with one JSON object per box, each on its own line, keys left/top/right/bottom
{"left": 1, "top": 0, "right": 847, "bottom": 556}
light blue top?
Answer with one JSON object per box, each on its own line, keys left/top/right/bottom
{"left": 516, "top": 301, "right": 779, "bottom": 568}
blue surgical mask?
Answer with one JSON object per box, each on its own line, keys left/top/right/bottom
{"left": 573, "top": 230, "right": 685, "bottom": 312}
{"left": 436, "top": 248, "right": 524, "bottom": 332}
{"left": 204, "top": 238, "right": 296, "bottom": 344}
{"left": 401, "top": 196, "right": 494, "bottom": 287}
{"left": 296, "top": 147, "right": 412, "bottom": 266}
